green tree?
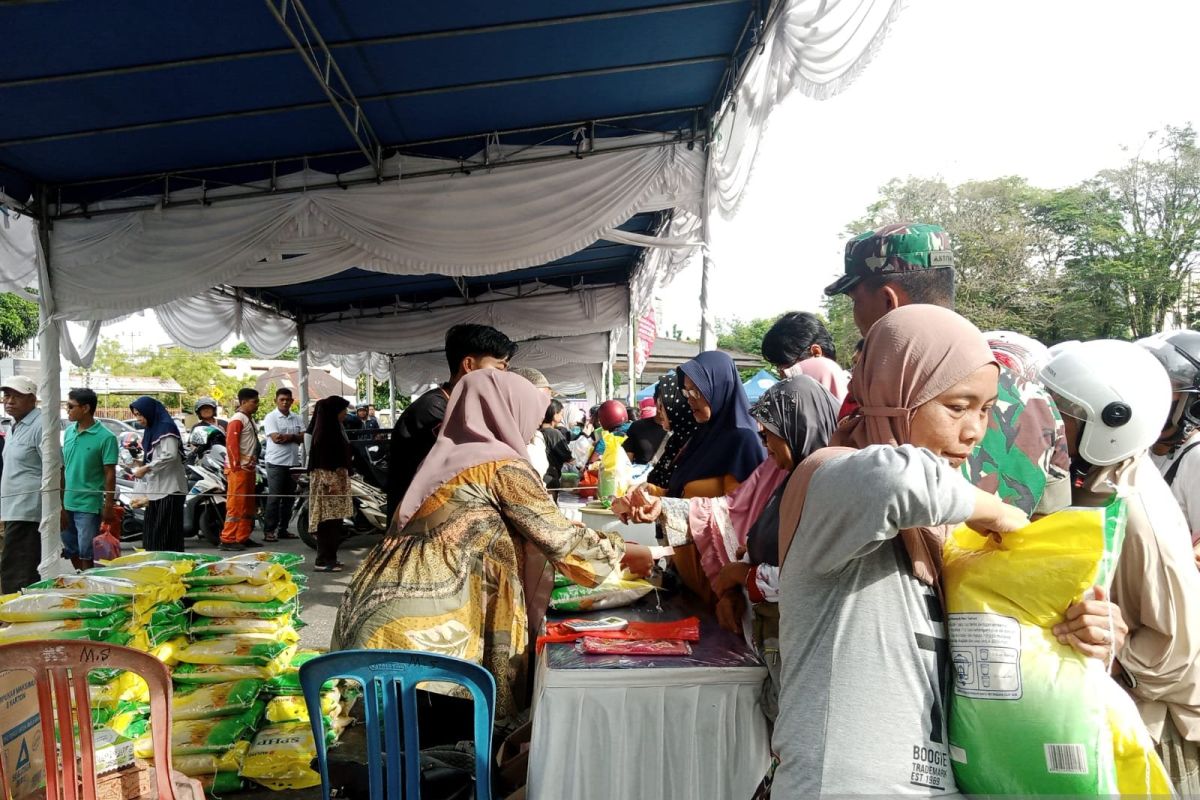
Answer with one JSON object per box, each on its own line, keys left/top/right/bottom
{"left": 227, "top": 341, "right": 253, "bottom": 357}
{"left": 848, "top": 176, "right": 1064, "bottom": 340}
{"left": 820, "top": 295, "right": 860, "bottom": 369}
{"left": 716, "top": 316, "right": 775, "bottom": 360}
{"left": 0, "top": 294, "right": 39, "bottom": 355}
{"left": 1042, "top": 126, "right": 1200, "bottom": 338}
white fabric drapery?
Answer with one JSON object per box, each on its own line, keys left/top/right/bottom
{"left": 309, "top": 331, "right": 611, "bottom": 398}
{"left": 709, "top": 0, "right": 904, "bottom": 219}
{"left": 38, "top": 135, "right": 702, "bottom": 322}
{"left": 304, "top": 284, "right": 628, "bottom": 356}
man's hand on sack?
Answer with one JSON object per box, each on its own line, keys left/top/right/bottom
{"left": 1053, "top": 585, "right": 1128, "bottom": 662}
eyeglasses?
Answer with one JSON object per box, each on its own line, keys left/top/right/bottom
{"left": 681, "top": 387, "right": 703, "bottom": 400}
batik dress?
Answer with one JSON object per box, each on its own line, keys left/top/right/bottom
{"left": 333, "top": 458, "right": 624, "bottom": 725}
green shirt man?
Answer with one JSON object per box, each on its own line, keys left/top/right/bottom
{"left": 63, "top": 414, "right": 119, "bottom": 514}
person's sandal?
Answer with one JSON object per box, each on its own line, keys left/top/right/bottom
{"left": 264, "top": 533, "right": 278, "bottom": 543}
{"left": 314, "top": 562, "right": 344, "bottom": 573}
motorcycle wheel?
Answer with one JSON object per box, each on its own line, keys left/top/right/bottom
{"left": 297, "top": 508, "right": 318, "bottom": 550}
{"left": 199, "top": 502, "right": 224, "bottom": 546}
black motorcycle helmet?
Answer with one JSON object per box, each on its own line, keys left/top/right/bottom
{"left": 1139, "top": 330, "right": 1200, "bottom": 447}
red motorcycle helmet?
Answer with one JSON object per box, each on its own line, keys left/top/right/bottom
{"left": 597, "top": 399, "right": 629, "bottom": 431}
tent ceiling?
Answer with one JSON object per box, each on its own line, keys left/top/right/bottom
{"left": 0, "top": 0, "right": 759, "bottom": 206}
{"left": 246, "top": 211, "right": 662, "bottom": 317}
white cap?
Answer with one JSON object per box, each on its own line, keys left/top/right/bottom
{"left": 0, "top": 376, "right": 37, "bottom": 396}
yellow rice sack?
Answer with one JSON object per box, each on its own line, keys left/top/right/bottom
{"left": 148, "top": 635, "right": 190, "bottom": 668}
{"left": 134, "top": 701, "right": 264, "bottom": 757}
{"left": 0, "top": 610, "right": 131, "bottom": 643}
{"left": 26, "top": 575, "right": 183, "bottom": 613}
{"left": 172, "top": 741, "right": 249, "bottom": 778}
{"left": 89, "top": 672, "right": 149, "bottom": 710}
{"left": 944, "top": 500, "right": 1171, "bottom": 795}
{"left": 177, "top": 637, "right": 296, "bottom": 668}
{"left": 239, "top": 721, "right": 321, "bottom": 790}
{"left": 264, "top": 690, "right": 339, "bottom": 724}
{"left": 101, "top": 550, "right": 215, "bottom": 570}
{"left": 0, "top": 591, "right": 129, "bottom": 621}
{"left": 185, "top": 580, "right": 299, "bottom": 604}
{"left": 174, "top": 680, "right": 265, "bottom": 721}
{"left": 172, "top": 651, "right": 292, "bottom": 684}
{"left": 188, "top": 615, "right": 295, "bottom": 638}
{"left": 88, "top": 564, "right": 185, "bottom": 587}
{"left": 185, "top": 560, "right": 287, "bottom": 586}
{"left": 189, "top": 598, "right": 298, "bottom": 619}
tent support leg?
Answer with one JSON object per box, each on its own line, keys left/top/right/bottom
{"left": 33, "top": 187, "right": 65, "bottom": 580}
{"left": 388, "top": 356, "right": 398, "bottom": 424}
{"left": 605, "top": 331, "right": 616, "bottom": 400}
{"left": 296, "top": 322, "right": 310, "bottom": 427}
{"left": 626, "top": 288, "right": 636, "bottom": 406}
{"left": 699, "top": 155, "right": 715, "bottom": 352}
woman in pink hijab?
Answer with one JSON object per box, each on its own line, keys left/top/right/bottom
{"left": 334, "top": 369, "right": 651, "bottom": 731}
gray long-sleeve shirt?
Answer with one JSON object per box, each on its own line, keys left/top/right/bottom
{"left": 773, "top": 444, "right": 976, "bottom": 797}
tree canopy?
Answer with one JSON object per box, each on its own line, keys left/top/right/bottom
{"left": 0, "top": 293, "right": 39, "bottom": 355}
{"left": 844, "top": 124, "right": 1200, "bottom": 344}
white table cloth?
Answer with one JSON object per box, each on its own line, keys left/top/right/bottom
{"left": 527, "top": 595, "right": 771, "bottom": 800}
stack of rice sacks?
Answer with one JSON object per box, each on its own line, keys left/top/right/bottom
{"left": 158, "top": 551, "right": 304, "bottom": 793}
{"left": 0, "top": 550, "right": 358, "bottom": 795}
{"left": 0, "top": 550, "right": 196, "bottom": 772}
{"left": 167, "top": 550, "right": 355, "bottom": 792}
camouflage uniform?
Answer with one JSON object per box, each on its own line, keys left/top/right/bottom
{"left": 829, "top": 222, "right": 1071, "bottom": 515}
{"left": 824, "top": 222, "right": 954, "bottom": 296}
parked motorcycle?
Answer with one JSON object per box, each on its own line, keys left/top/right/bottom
{"left": 182, "top": 443, "right": 227, "bottom": 545}
{"left": 114, "top": 432, "right": 144, "bottom": 541}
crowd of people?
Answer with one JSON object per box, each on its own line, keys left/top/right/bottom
{"left": 334, "top": 222, "right": 1199, "bottom": 796}
{"left": 1, "top": 220, "right": 1199, "bottom": 794}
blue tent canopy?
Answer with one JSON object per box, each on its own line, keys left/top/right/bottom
{"left": 742, "top": 368, "right": 777, "bottom": 402}
{"left": 0, "top": 1, "right": 763, "bottom": 317}
{"left": 637, "top": 382, "right": 658, "bottom": 401}
{"left": 0, "top": 1, "right": 759, "bottom": 204}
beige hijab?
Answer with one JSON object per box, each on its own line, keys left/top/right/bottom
{"left": 779, "top": 305, "right": 997, "bottom": 587}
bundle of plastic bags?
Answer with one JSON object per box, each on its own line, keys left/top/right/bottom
{"left": 944, "top": 499, "right": 1172, "bottom": 795}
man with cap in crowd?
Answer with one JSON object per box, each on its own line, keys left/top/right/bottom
{"left": 511, "top": 367, "right": 554, "bottom": 480}
{"left": 0, "top": 376, "right": 44, "bottom": 591}
{"left": 825, "top": 222, "right": 1071, "bottom": 517}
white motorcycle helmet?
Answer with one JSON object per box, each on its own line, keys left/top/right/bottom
{"left": 1038, "top": 340, "right": 1171, "bottom": 466}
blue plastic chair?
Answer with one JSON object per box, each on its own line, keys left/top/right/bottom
{"left": 300, "top": 649, "right": 496, "bottom": 800}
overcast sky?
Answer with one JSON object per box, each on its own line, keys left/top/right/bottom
{"left": 660, "top": 0, "right": 1200, "bottom": 337}
{"left": 94, "top": 0, "right": 1200, "bottom": 350}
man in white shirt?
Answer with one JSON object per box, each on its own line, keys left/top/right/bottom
{"left": 0, "top": 376, "right": 43, "bottom": 592}
{"left": 262, "top": 387, "right": 304, "bottom": 543}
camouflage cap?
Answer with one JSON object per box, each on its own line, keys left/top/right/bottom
{"left": 824, "top": 222, "right": 954, "bottom": 296}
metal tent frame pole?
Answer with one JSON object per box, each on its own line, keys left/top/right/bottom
{"left": 33, "top": 187, "right": 65, "bottom": 579}
{"left": 698, "top": 150, "right": 715, "bottom": 352}
{"left": 388, "top": 356, "right": 398, "bottom": 424}
{"left": 626, "top": 287, "right": 637, "bottom": 406}
{"left": 296, "top": 322, "right": 310, "bottom": 428}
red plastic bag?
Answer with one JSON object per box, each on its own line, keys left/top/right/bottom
{"left": 577, "top": 468, "right": 598, "bottom": 500}
{"left": 93, "top": 508, "right": 124, "bottom": 562}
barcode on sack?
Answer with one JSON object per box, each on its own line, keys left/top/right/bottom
{"left": 1044, "top": 744, "right": 1088, "bottom": 774}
